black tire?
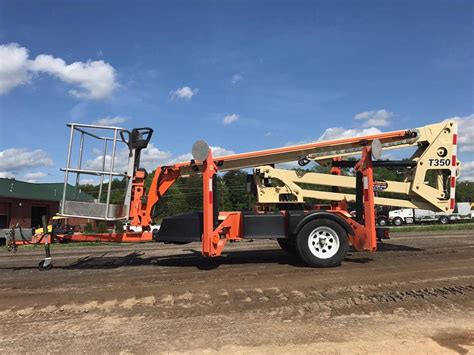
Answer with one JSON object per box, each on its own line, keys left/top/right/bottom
{"left": 38, "top": 260, "right": 53, "bottom": 271}
{"left": 277, "top": 238, "right": 298, "bottom": 256}
{"left": 392, "top": 217, "right": 403, "bottom": 226}
{"left": 377, "top": 217, "right": 388, "bottom": 226}
{"left": 439, "top": 216, "right": 449, "bottom": 224}
{"left": 296, "top": 218, "right": 349, "bottom": 268}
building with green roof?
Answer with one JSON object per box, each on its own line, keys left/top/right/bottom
{"left": 0, "top": 178, "right": 94, "bottom": 230}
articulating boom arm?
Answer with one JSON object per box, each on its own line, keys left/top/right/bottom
{"left": 130, "top": 120, "right": 459, "bottom": 227}
{"left": 253, "top": 120, "right": 460, "bottom": 212}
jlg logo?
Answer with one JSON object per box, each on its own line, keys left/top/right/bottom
{"left": 429, "top": 158, "right": 451, "bottom": 166}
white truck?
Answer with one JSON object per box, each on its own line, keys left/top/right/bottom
{"left": 388, "top": 202, "right": 473, "bottom": 226}
{"left": 123, "top": 223, "right": 161, "bottom": 233}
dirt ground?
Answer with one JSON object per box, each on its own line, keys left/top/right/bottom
{"left": 0, "top": 230, "right": 473, "bottom": 354}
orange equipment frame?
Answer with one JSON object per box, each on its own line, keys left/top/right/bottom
{"left": 128, "top": 141, "right": 380, "bottom": 257}
{"left": 132, "top": 128, "right": 410, "bottom": 228}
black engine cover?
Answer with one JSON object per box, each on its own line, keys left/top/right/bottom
{"left": 154, "top": 212, "right": 203, "bottom": 243}
{"left": 242, "top": 212, "right": 286, "bottom": 239}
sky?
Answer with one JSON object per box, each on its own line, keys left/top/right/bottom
{"left": 0, "top": 0, "right": 473, "bottom": 184}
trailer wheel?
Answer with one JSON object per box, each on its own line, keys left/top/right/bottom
{"left": 439, "top": 216, "right": 449, "bottom": 224}
{"left": 277, "top": 239, "right": 298, "bottom": 256}
{"left": 392, "top": 217, "right": 403, "bottom": 226}
{"left": 296, "top": 219, "right": 349, "bottom": 268}
{"left": 38, "top": 260, "right": 53, "bottom": 271}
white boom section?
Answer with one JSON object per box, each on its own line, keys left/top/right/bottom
{"left": 252, "top": 121, "right": 460, "bottom": 213}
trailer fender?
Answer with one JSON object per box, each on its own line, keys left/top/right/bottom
{"left": 290, "top": 211, "right": 355, "bottom": 237}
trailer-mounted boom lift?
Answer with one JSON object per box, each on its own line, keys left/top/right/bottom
{"left": 6, "top": 120, "right": 460, "bottom": 270}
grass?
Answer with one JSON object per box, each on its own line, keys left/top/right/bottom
{"left": 390, "top": 222, "right": 474, "bottom": 233}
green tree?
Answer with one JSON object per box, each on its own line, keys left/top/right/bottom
{"left": 153, "top": 184, "right": 188, "bottom": 220}
{"left": 456, "top": 181, "right": 474, "bottom": 202}
{"left": 179, "top": 174, "right": 203, "bottom": 211}
{"left": 222, "top": 170, "right": 251, "bottom": 210}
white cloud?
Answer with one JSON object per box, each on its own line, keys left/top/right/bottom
{"left": 459, "top": 161, "right": 474, "bottom": 181}
{"left": 174, "top": 153, "right": 193, "bottom": 162}
{"left": 286, "top": 129, "right": 381, "bottom": 146}
{"left": 0, "top": 148, "right": 53, "bottom": 170}
{"left": 0, "top": 171, "right": 15, "bottom": 179}
{"left": 0, "top": 148, "right": 53, "bottom": 179}
{"left": 318, "top": 127, "right": 382, "bottom": 141}
{"left": 0, "top": 43, "right": 31, "bottom": 94}
{"left": 84, "top": 153, "right": 118, "bottom": 173}
{"left": 169, "top": 86, "right": 198, "bottom": 101}
{"left": 223, "top": 113, "right": 239, "bottom": 125}
{"left": 0, "top": 43, "right": 118, "bottom": 99}
{"left": 231, "top": 73, "right": 243, "bottom": 84}
{"left": 30, "top": 54, "right": 117, "bottom": 99}
{"left": 210, "top": 146, "right": 235, "bottom": 157}
{"left": 167, "top": 146, "right": 235, "bottom": 164}
{"left": 444, "top": 114, "right": 474, "bottom": 153}
{"left": 85, "top": 141, "right": 235, "bottom": 176}
{"left": 0, "top": 142, "right": 235, "bottom": 184}
{"left": 264, "top": 132, "right": 273, "bottom": 137}
{"left": 23, "top": 171, "right": 47, "bottom": 183}
{"left": 354, "top": 109, "right": 392, "bottom": 127}
{"left": 140, "top": 144, "right": 174, "bottom": 170}
{"left": 93, "top": 116, "right": 128, "bottom": 126}
{"left": 85, "top": 143, "right": 173, "bottom": 173}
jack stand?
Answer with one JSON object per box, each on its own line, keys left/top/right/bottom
{"left": 38, "top": 215, "right": 53, "bottom": 271}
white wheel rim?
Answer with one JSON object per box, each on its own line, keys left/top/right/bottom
{"left": 307, "top": 226, "right": 340, "bottom": 259}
